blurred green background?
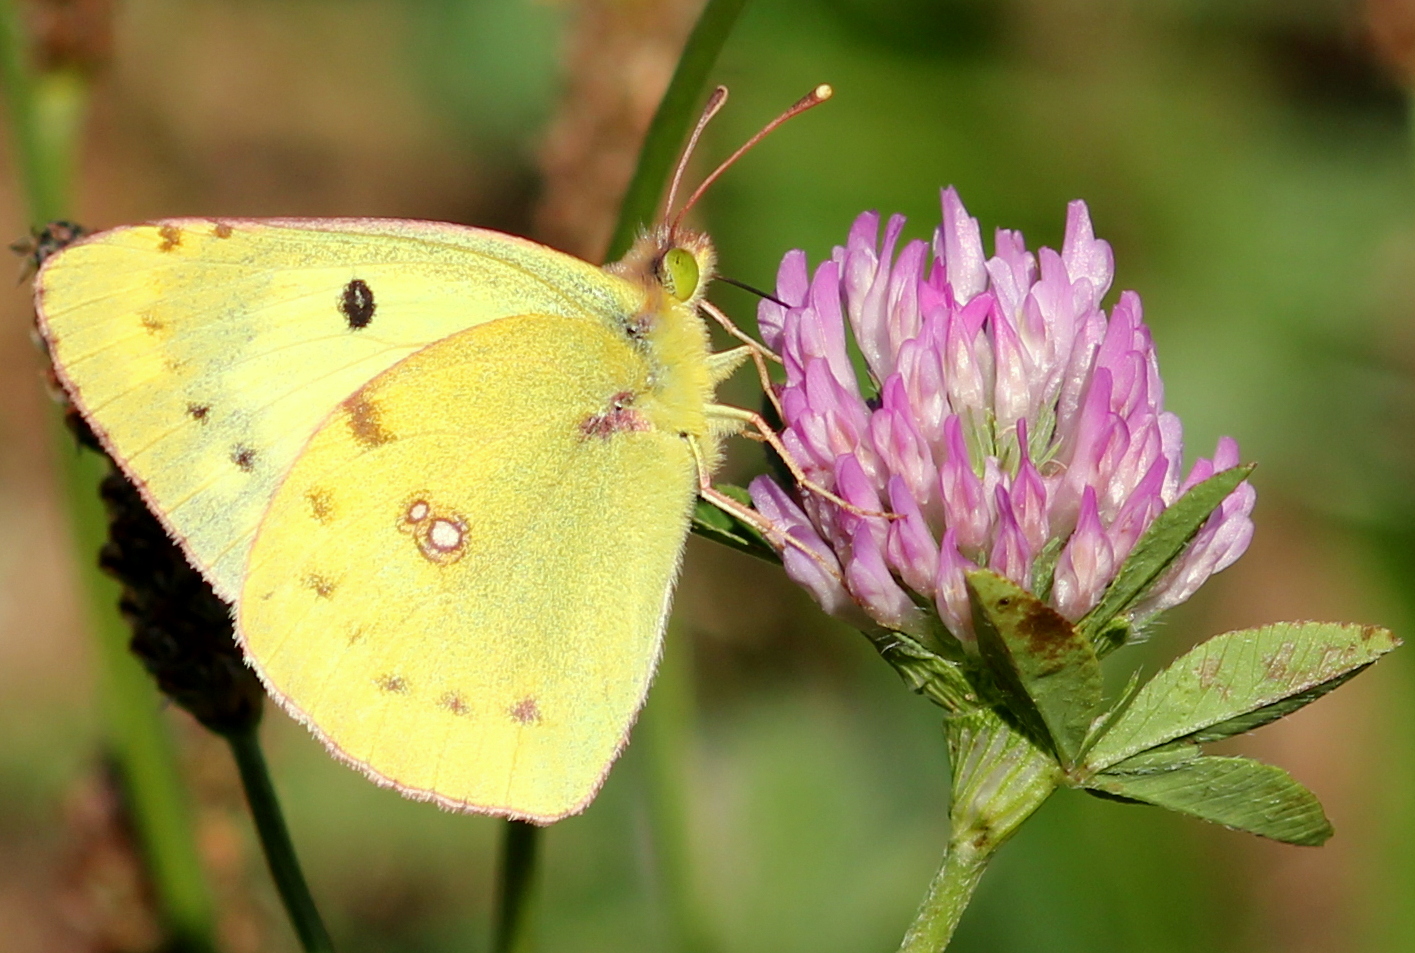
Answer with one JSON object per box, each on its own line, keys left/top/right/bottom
{"left": 1, "top": 0, "right": 1413, "bottom": 950}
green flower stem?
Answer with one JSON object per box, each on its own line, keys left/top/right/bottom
{"left": 494, "top": 819, "right": 541, "bottom": 953}
{"left": 899, "top": 837, "right": 991, "bottom": 953}
{"left": 593, "top": 3, "right": 744, "bottom": 947}
{"left": 641, "top": 620, "right": 717, "bottom": 953}
{"left": 604, "top": 0, "right": 747, "bottom": 262}
{"left": 0, "top": 1, "right": 81, "bottom": 223}
{"left": 225, "top": 725, "right": 334, "bottom": 953}
{"left": 0, "top": 4, "right": 218, "bottom": 950}
{"left": 899, "top": 709, "right": 1060, "bottom": 953}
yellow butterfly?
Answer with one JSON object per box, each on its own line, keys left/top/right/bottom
{"left": 34, "top": 86, "right": 830, "bottom": 823}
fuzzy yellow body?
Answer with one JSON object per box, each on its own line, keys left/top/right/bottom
{"left": 36, "top": 217, "right": 727, "bottom": 821}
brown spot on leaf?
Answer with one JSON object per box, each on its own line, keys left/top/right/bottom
{"left": 1263, "top": 642, "right": 1297, "bottom": 682}
{"left": 213, "top": 222, "right": 233, "bottom": 239}
{"left": 581, "top": 390, "right": 650, "bottom": 439}
{"left": 306, "top": 486, "right": 335, "bottom": 524}
{"left": 375, "top": 674, "right": 409, "bottom": 694}
{"left": 441, "top": 693, "right": 469, "bottom": 715}
{"left": 186, "top": 403, "right": 210, "bottom": 422}
{"left": 1198, "top": 657, "right": 1221, "bottom": 688}
{"left": 1012, "top": 601, "right": 1073, "bottom": 664}
{"left": 157, "top": 224, "right": 182, "bottom": 252}
{"left": 509, "top": 697, "right": 541, "bottom": 725}
{"left": 345, "top": 393, "right": 394, "bottom": 447}
{"left": 231, "top": 445, "right": 257, "bottom": 471}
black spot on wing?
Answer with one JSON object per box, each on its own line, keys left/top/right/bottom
{"left": 186, "top": 403, "right": 210, "bottom": 422}
{"left": 231, "top": 445, "right": 257, "bottom": 471}
{"left": 340, "top": 279, "right": 376, "bottom": 330}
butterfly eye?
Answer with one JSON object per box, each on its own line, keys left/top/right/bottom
{"left": 659, "top": 247, "right": 700, "bottom": 302}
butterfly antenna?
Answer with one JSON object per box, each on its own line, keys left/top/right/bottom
{"left": 664, "top": 86, "right": 730, "bottom": 232}
{"left": 716, "top": 274, "right": 787, "bottom": 308}
{"left": 670, "top": 83, "right": 833, "bottom": 236}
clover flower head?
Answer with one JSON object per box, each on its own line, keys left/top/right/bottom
{"left": 749, "top": 189, "right": 1254, "bottom": 645}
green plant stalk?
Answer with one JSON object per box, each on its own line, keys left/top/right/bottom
{"left": 537, "top": 5, "right": 752, "bottom": 945}
{"left": 494, "top": 820, "right": 541, "bottom": 953}
{"left": 604, "top": 0, "right": 747, "bottom": 262}
{"left": 0, "top": 2, "right": 77, "bottom": 223}
{"left": 898, "top": 709, "right": 1059, "bottom": 953}
{"left": 640, "top": 620, "right": 717, "bottom": 953}
{"left": 225, "top": 725, "right": 334, "bottom": 952}
{"left": 0, "top": 3, "right": 218, "bottom": 949}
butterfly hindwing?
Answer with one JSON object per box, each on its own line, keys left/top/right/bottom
{"left": 35, "top": 218, "right": 640, "bottom": 600}
{"left": 239, "top": 313, "right": 699, "bottom": 821}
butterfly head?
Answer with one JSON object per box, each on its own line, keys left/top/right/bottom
{"left": 610, "top": 224, "right": 716, "bottom": 310}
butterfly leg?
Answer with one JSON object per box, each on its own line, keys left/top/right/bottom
{"left": 685, "top": 435, "right": 847, "bottom": 584}
{"left": 699, "top": 301, "right": 784, "bottom": 419}
{"left": 704, "top": 403, "right": 899, "bottom": 521}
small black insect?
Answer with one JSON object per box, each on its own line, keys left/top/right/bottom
{"left": 340, "top": 278, "right": 376, "bottom": 330}
{"left": 11, "top": 221, "right": 87, "bottom": 280}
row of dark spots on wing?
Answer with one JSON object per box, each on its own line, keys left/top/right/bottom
{"left": 154, "top": 228, "right": 369, "bottom": 333}
{"left": 151, "top": 231, "right": 372, "bottom": 339}
{"left": 179, "top": 401, "right": 261, "bottom": 475}
{"left": 154, "top": 221, "right": 235, "bottom": 252}
{"left": 365, "top": 674, "right": 541, "bottom": 726}
{"left": 170, "top": 271, "right": 381, "bottom": 476}
{"left": 289, "top": 483, "right": 536, "bottom": 724}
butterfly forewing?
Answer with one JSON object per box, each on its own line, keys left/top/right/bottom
{"left": 36, "top": 219, "right": 640, "bottom": 600}
{"left": 240, "top": 314, "right": 698, "bottom": 821}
